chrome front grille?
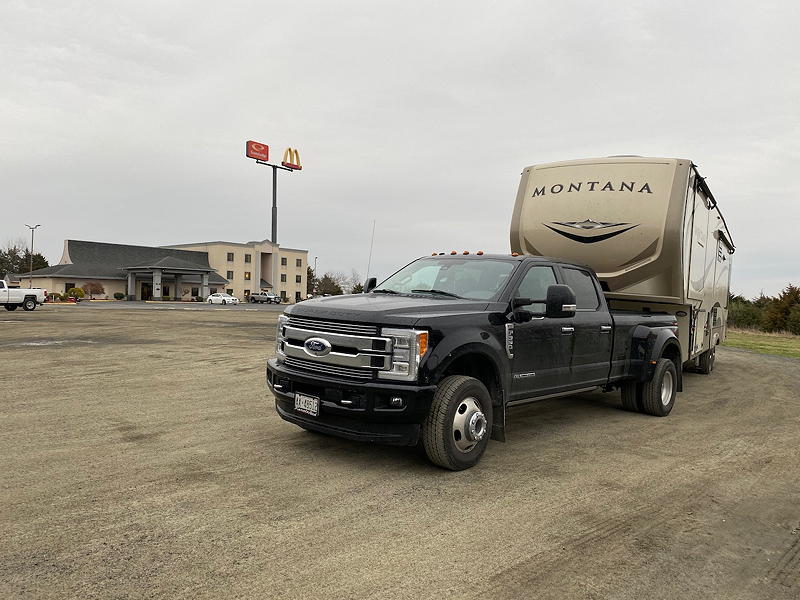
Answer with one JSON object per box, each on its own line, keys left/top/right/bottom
{"left": 279, "top": 316, "right": 391, "bottom": 381}
{"left": 286, "top": 315, "right": 379, "bottom": 337}
{"left": 283, "top": 357, "right": 375, "bottom": 380}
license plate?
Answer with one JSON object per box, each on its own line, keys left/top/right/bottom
{"left": 294, "top": 393, "right": 319, "bottom": 417}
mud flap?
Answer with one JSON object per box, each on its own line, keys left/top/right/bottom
{"left": 491, "top": 401, "right": 506, "bottom": 442}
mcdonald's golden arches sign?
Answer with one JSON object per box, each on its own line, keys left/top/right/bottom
{"left": 282, "top": 148, "right": 302, "bottom": 170}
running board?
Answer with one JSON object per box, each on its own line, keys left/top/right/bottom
{"left": 507, "top": 386, "right": 600, "bottom": 407}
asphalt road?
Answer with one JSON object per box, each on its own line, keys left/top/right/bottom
{"left": 1, "top": 306, "right": 798, "bottom": 599}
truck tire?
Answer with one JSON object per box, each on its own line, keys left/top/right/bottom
{"left": 639, "top": 359, "right": 677, "bottom": 417}
{"left": 22, "top": 298, "right": 37, "bottom": 311}
{"left": 697, "top": 347, "right": 715, "bottom": 374}
{"left": 5, "top": 305, "right": 17, "bottom": 311}
{"left": 620, "top": 381, "right": 642, "bottom": 412}
{"left": 422, "top": 375, "right": 493, "bottom": 471}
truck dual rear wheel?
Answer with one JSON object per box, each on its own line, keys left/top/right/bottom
{"left": 640, "top": 358, "right": 677, "bottom": 417}
{"left": 620, "top": 380, "right": 641, "bottom": 412}
{"left": 22, "top": 298, "right": 37, "bottom": 311}
{"left": 422, "top": 375, "right": 493, "bottom": 471}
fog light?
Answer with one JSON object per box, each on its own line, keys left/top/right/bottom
{"left": 389, "top": 396, "right": 404, "bottom": 408}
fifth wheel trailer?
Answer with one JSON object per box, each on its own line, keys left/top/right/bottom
{"left": 510, "top": 156, "right": 735, "bottom": 371}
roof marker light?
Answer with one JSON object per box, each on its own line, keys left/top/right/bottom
{"left": 476, "top": 251, "right": 484, "bottom": 255}
{"left": 512, "top": 252, "right": 519, "bottom": 257}
{"left": 450, "top": 251, "right": 457, "bottom": 255}
{"left": 463, "top": 251, "right": 469, "bottom": 255}
{"left": 432, "top": 252, "right": 437, "bottom": 255}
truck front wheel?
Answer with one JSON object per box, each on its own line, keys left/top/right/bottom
{"left": 22, "top": 298, "right": 37, "bottom": 311}
{"left": 422, "top": 375, "right": 493, "bottom": 471}
{"left": 640, "top": 358, "right": 677, "bottom": 417}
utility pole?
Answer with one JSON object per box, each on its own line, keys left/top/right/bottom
{"left": 313, "top": 256, "right": 318, "bottom": 294}
{"left": 365, "top": 220, "right": 376, "bottom": 281}
{"left": 24, "top": 224, "right": 41, "bottom": 288}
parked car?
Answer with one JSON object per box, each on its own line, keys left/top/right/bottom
{"left": 250, "top": 291, "right": 281, "bottom": 304}
{"left": 207, "top": 292, "right": 239, "bottom": 305}
{"left": 1, "top": 280, "right": 46, "bottom": 311}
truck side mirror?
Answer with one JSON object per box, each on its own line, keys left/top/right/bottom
{"left": 545, "top": 285, "right": 577, "bottom": 318}
{"left": 364, "top": 277, "right": 377, "bottom": 293}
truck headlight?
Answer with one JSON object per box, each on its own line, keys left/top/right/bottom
{"left": 378, "top": 328, "right": 429, "bottom": 381}
{"left": 276, "top": 314, "right": 289, "bottom": 357}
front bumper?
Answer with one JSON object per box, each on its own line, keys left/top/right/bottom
{"left": 267, "top": 358, "right": 436, "bottom": 446}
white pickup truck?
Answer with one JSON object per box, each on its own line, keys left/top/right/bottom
{"left": 0, "top": 280, "right": 46, "bottom": 311}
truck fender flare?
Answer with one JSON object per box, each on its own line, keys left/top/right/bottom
{"left": 634, "top": 328, "right": 683, "bottom": 392}
{"left": 425, "top": 339, "right": 509, "bottom": 443}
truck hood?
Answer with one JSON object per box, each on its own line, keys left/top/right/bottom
{"left": 286, "top": 293, "right": 490, "bottom": 326}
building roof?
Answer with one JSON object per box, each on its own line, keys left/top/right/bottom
{"left": 27, "top": 240, "right": 227, "bottom": 284}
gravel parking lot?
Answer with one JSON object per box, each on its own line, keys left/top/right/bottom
{"left": 1, "top": 305, "right": 799, "bottom": 599}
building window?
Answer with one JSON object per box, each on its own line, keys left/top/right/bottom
{"left": 280, "top": 274, "right": 287, "bottom": 283}
{"left": 281, "top": 290, "right": 287, "bottom": 300}
{"left": 295, "top": 291, "right": 302, "bottom": 302}
{"left": 245, "top": 254, "right": 252, "bottom": 263}
{"left": 226, "top": 288, "right": 234, "bottom": 295}
{"left": 244, "top": 289, "right": 250, "bottom": 297}
{"left": 65, "top": 282, "right": 76, "bottom": 293}
{"left": 281, "top": 257, "right": 287, "bottom": 266}
{"left": 295, "top": 275, "right": 302, "bottom": 283}
{"left": 227, "top": 252, "right": 234, "bottom": 261}
{"left": 244, "top": 271, "right": 251, "bottom": 280}
{"left": 163, "top": 285, "right": 170, "bottom": 297}
{"left": 226, "top": 270, "right": 234, "bottom": 279}
{"left": 210, "top": 287, "right": 218, "bottom": 294}
{"left": 191, "top": 287, "right": 199, "bottom": 297}
{"left": 296, "top": 258, "right": 302, "bottom": 267}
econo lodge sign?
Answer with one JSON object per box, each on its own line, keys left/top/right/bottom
{"left": 245, "top": 140, "right": 269, "bottom": 161}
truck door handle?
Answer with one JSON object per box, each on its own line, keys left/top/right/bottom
{"left": 600, "top": 325, "right": 612, "bottom": 333}
{"left": 561, "top": 326, "right": 575, "bottom": 334}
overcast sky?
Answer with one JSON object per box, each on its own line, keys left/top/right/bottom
{"left": 2, "top": 1, "right": 798, "bottom": 297}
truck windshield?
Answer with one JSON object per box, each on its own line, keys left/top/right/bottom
{"left": 376, "top": 258, "right": 516, "bottom": 301}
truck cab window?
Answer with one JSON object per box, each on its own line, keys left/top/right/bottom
{"left": 562, "top": 268, "right": 599, "bottom": 310}
{"left": 516, "top": 266, "right": 556, "bottom": 312}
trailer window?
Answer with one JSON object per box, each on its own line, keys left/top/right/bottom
{"left": 562, "top": 268, "right": 600, "bottom": 310}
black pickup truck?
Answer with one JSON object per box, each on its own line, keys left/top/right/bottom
{"left": 267, "top": 254, "right": 682, "bottom": 470}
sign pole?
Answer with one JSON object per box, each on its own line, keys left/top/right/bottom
{"left": 272, "top": 165, "right": 278, "bottom": 244}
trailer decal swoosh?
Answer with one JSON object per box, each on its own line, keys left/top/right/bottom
{"left": 544, "top": 223, "right": 638, "bottom": 244}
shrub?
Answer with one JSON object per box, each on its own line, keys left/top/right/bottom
{"left": 763, "top": 285, "right": 800, "bottom": 332}
{"left": 786, "top": 305, "right": 800, "bottom": 336}
{"left": 113, "top": 292, "right": 125, "bottom": 300}
{"left": 163, "top": 295, "right": 171, "bottom": 301}
{"left": 728, "top": 300, "right": 764, "bottom": 330}
{"left": 66, "top": 287, "right": 85, "bottom": 299}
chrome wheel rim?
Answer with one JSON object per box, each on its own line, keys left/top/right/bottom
{"left": 661, "top": 369, "right": 674, "bottom": 406}
{"left": 452, "top": 397, "right": 486, "bottom": 453}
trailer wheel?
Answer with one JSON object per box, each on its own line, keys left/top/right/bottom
{"left": 22, "top": 298, "right": 37, "bottom": 311}
{"left": 640, "top": 359, "right": 677, "bottom": 417}
{"left": 697, "top": 347, "right": 715, "bottom": 374}
{"left": 620, "top": 381, "right": 642, "bottom": 412}
{"left": 422, "top": 375, "right": 493, "bottom": 471}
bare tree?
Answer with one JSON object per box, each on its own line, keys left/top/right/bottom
{"left": 81, "top": 281, "right": 105, "bottom": 300}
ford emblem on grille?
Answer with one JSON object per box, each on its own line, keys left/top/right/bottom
{"left": 304, "top": 337, "right": 332, "bottom": 357}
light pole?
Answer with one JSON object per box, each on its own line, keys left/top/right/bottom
{"left": 313, "top": 256, "right": 318, "bottom": 295}
{"left": 24, "top": 224, "right": 41, "bottom": 288}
